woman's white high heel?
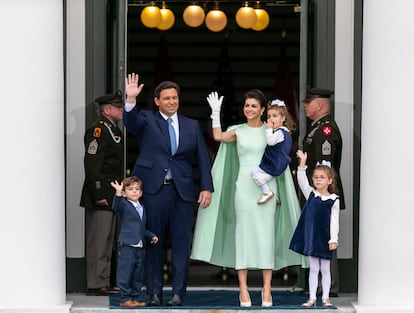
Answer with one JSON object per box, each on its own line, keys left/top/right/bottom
{"left": 239, "top": 292, "right": 252, "bottom": 307}
{"left": 261, "top": 290, "right": 273, "bottom": 307}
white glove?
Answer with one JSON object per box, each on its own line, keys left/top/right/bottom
{"left": 206, "top": 91, "right": 224, "bottom": 128}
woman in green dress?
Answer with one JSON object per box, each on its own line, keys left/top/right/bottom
{"left": 191, "top": 90, "right": 306, "bottom": 307}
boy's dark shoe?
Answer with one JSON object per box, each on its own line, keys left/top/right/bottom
{"left": 167, "top": 294, "right": 183, "bottom": 306}
{"left": 147, "top": 294, "right": 162, "bottom": 306}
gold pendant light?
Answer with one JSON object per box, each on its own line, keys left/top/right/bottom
{"left": 140, "top": 1, "right": 162, "bottom": 28}
{"left": 183, "top": 3, "right": 205, "bottom": 28}
{"left": 252, "top": 1, "right": 269, "bottom": 31}
{"left": 205, "top": 1, "right": 227, "bottom": 32}
{"left": 157, "top": 1, "right": 175, "bottom": 30}
{"left": 235, "top": 1, "right": 257, "bottom": 29}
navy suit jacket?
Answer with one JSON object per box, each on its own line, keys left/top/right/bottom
{"left": 112, "top": 195, "right": 155, "bottom": 246}
{"left": 124, "top": 109, "right": 213, "bottom": 202}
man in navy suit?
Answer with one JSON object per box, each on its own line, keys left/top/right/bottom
{"left": 123, "top": 73, "right": 214, "bottom": 306}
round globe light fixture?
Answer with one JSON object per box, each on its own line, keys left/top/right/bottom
{"left": 183, "top": 4, "right": 205, "bottom": 28}
{"left": 205, "top": 3, "right": 227, "bottom": 32}
{"left": 252, "top": 3, "right": 269, "bottom": 31}
{"left": 157, "top": 2, "right": 175, "bottom": 30}
{"left": 235, "top": 1, "right": 257, "bottom": 29}
{"left": 141, "top": 2, "right": 162, "bottom": 28}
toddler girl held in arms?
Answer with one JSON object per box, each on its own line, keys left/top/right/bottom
{"left": 251, "top": 99, "right": 296, "bottom": 204}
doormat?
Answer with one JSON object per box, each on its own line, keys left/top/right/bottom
{"left": 109, "top": 289, "right": 336, "bottom": 310}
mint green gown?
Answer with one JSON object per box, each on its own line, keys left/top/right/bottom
{"left": 191, "top": 124, "right": 307, "bottom": 270}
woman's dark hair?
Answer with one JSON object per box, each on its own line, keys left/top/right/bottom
{"left": 243, "top": 89, "right": 267, "bottom": 108}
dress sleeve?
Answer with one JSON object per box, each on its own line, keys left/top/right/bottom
{"left": 265, "top": 128, "right": 285, "bottom": 146}
{"left": 297, "top": 166, "right": 313, "bottom": 199}
{"left": 328, "top": 198, "right": 340, "bottom": 244}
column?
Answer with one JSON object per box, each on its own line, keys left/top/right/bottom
{"left": 335, "top": 0, "right": 354, "bottom": 259}
{"left": 0, "top": 1, "right": 71, "bottom": 312}
{"left": 66, "top": 0, "right": 86, "bottom": 260}
{"left": 355, "top": 1, "right": 414, "bottom": 312}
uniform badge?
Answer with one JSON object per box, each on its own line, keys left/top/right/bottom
{"left": 322, "top": 140, "right": 331, "bottom": 156}
{"left": 87, "top": 139, "right": 98, "bottom": 155}
{"left": 323, "top": 126, "right": 332, "bottom": 136}
{"left": 93, "top": 127, "right": 102, "bottom": 138}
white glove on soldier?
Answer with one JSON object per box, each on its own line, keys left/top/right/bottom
{"left": 206, "top": 91, "right": 224, "bottom": 128}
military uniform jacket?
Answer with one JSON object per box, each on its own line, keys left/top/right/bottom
{"left": 80, "top": 116, "right": 123, "bottom": 211}
{"left": 303, "top": 114, "right": 345, "bottom": 210}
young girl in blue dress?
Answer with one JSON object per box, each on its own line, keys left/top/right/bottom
{"left": 289, "top": 150, "right": 339, "bottom": 308}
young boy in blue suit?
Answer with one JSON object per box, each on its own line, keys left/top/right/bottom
{"left": 111, "top": 177, "right": 158, "bottom": 307}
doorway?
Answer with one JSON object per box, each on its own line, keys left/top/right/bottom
{"left": 124, "top": 0, "right": 302, "bottom": 288}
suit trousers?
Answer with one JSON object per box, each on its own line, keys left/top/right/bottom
{"left": 143, "top": 183, "right": 194, "bottom": 297}
{"left": 117, "top": 245, "right": 145, "bottom": 302}
{"left": 85, "top": 209, "right": 116, "bottom": 289}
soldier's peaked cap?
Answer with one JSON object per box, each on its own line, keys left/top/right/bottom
{"left": 95, "top": 89, "right": 123, "bottom": 107}
{"left": 303, "top": 88, "right": 334, "bottom": 102}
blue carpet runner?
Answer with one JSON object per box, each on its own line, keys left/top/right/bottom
{"left": 109, "top": 290, "right": 336, "bottom": 309}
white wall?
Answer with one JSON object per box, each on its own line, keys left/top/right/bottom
{"left": 335, "top": 0, "right": 354, "bottom": 259}
{"left": 66, "top": 0, "right": 86, "bottom": 258}
{"left": 0, "top": 1, "right": 70, "bottom": 311}
{"left": 355, "top": 0, "right": 414, "bottom": 312}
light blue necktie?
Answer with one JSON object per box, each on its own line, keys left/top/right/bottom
{"left": 136, "top": 204, "right": 143, "bottom": 219}
{"left": 166, "top": 118, "right": 177, "bottom": 178}
{"left": 167, "top": 118, "right": 177, "bottom": 155}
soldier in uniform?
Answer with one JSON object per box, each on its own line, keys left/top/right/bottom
{"left": 302, "top": 87, "right": 345, "bottom": 298}
{"left": 80, "top": 90, "right": 124, "bottom": 296}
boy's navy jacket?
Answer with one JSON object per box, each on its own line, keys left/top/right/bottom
{"left": 112, "top": 195, "right": 156, "bottom": 246}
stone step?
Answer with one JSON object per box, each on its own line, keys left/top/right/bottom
{"left": 68, "top": 287, "right": 357, "bottom": 313}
